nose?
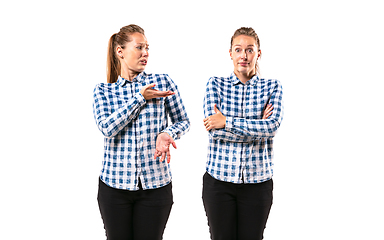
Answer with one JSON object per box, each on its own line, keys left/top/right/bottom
{"left": 241, "top": 50, "right": 247, "bottom": 59}
{"left": 142, "top": 49, "right": 148, "bottom": 57}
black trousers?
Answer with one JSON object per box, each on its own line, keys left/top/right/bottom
{"left": 97, "top": 178, "right": 173, "bottom": 240}
{"left": 202, "top": 172, "right": 273, "bottom": 240}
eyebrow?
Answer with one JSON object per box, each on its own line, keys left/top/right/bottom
{"left": 234, "top": 44, "right": 255, "bottom": 47}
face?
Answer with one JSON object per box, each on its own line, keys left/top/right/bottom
{"left": 230, "top": 35, "right": 260, "bottom": 78}
{"left": 117, "top": 32, "right": 149, "bottom": 76}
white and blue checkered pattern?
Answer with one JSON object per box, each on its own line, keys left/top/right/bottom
{"left": 203, "top": 72, "right": 284, "bottom": 184}
{"left": 93, "top": 72, "right": 190, "bottom": 190}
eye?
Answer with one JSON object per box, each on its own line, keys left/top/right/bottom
{"left": 235, "top": 48, "right": 241, "bottom": 53}
{"left": 247, "top": 49, "right": 254, "bottom": 53}
{"left": 136, "top": 46, "right": 142, "bottom": 50}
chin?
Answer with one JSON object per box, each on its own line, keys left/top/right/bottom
{"left": 136, "top": 66, "right": 146, "bottom": 72}
{"left": 236, "top": 68, "right": 250, "bottom": 74}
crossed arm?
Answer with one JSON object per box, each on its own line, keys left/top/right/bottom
{"left": 203, "top": 103, "right": 273, "bottom": 131}
{"left": 202, "top": 78, "right": 283, "bottom": 142}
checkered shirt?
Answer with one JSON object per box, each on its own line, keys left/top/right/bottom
{"left": 93, "top": 72, "right": 190, "bottom": 190}
{"left": 203, "top": 72, "right": 284, "bottom": 184}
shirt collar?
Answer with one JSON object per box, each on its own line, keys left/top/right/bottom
{"left": 230, "top": 72, "right": 259, "bottom": 86}
{"left": 118, "top": 71, "right": 147, "bottom": 86}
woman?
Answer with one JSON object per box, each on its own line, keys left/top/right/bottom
{"left": 93, "top": 24, "right": 190, "bottom": 240}
{"left": 202, "top": 27, "right": 284, "bottom": 240}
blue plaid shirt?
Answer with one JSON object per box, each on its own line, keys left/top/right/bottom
{"left": 203, "top": 72, "right": 284, "bottom": 184}
{"left": 93, "top": 72, "right": 190, "bottom": 190}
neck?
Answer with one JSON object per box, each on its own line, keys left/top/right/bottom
{"left": 120, "top": 67, "right": 140, "bottom": 81}
{"left": 234, "top": 70, "right": 256, "bottom": 83}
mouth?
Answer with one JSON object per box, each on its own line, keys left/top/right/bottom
{"left": 239, "top": 62, "right": 249, "bottom": 67}
{"left": 139, "top": 59, "right": 148, "bottom": 65}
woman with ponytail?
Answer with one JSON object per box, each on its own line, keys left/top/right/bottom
{"left": 202, "top": 27, "right": 284, "bottom": 240}
{"left": 93, "top": 24, "right": 190, "bottom": 239}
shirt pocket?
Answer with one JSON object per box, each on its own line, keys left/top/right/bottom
{"left": 139, "top": 98, "right": 165, "bottom": 147}
{"left": 140, "top": 98, "right": 165, "bottom": 125}
{"left": 246, "top": 90, "right": 269, "bottom": 119}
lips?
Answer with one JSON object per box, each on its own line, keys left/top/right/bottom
{"left": 239, "top": 62, "right": 248, "bottom": 67}
{"left": 140, "top": 59, "right": 148, "bottom": 65}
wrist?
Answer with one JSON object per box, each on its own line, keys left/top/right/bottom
{"left": 159, "top": 131, "right": 172, "bottom": 139}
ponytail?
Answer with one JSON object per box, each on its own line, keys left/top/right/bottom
{"left": 106, "top": 33, "right": 120, "bottom": 83}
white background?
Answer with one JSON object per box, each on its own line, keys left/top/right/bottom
{"left": 1, "top": 0, "right": 383, "bottom": 239}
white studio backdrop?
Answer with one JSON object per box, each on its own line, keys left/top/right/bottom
{"left": 1, "top": 1, "right": 383, "bottom": 239}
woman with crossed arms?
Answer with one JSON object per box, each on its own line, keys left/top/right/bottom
{"left": 203, "top": 27, "right": 284, "bottom": 240}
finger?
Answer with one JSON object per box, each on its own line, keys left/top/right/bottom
{"left": 263, "top": 105, "right": 273, "bottom": 115}
{"left": 153, "top": 91, "right": 175, "bottom": 98}
{"left": 154, "top": 90, "right": 173, "bottom": 94}
{"left": 154, "top": 150, "right": 160, "bottom": 159}
{"left": 144, "top": 83, "right": 156, "bottom": 91}
{"left": 161, "top": 93, "right": 175, "bottom": 98}
{"left": 160, "top": 152, "right": 166, "bottom": 162}
{"left": 214, "top": 104, "right": 219, "bottom": 114}
{"left": 166, "top": 151, "right": 171, "bottom": 163}
{"left": 155, "top": 90, "right": 174, "bottom": 95}
{"left": 263, "top": 113, "right": 267, "bottom": 119}
{"left": 263, "top": 110, "right": 273, "bottom": 119}
{"left": 265, "top": 109, "right": 272, "bottom": 115}
{"left": 171, "top": 140, "right": 177, "bottom": 149}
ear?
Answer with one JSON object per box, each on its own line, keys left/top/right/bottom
{"left": 229, "top": 48, "right": 232, "bottom": 60}
{"left": 116, "top": 46, "right": 123, "bottom": 58}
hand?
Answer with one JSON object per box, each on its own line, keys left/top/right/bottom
{"left": 203, "top": 104, "right": 226, "bottom": 131}
{"left": 263, "top": 104, "right": 274, "bottom": 119}
{"left": 154, "top": 132, "right": 177, "bottom": 163}
{"left": 140, "top": 83, "right": 175, "bottom": 100}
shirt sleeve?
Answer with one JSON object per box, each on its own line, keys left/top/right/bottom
{"left": 225, "top": 81, "right": 284, "bottom": 140}
{"left": 161, "top": 75, "right": 190, "bottom": 140}
{"left": 203, "top": 77, "right": 255, "bottom": 142}
{"left": 92, "top": 83, "right": 146, "bottom": 138}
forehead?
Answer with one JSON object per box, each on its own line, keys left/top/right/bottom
{"left": 129, "top": 32, "right": 148, "bottom": 45}
{"left": 232, "top": 35, "right": 257, "bottom": 47}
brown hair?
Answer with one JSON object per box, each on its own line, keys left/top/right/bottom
{"left": 106, "top": 24, "right": 145, "bottom": 83}
{"left": 230, "top": 27, "right": 261, "bottom": 75}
